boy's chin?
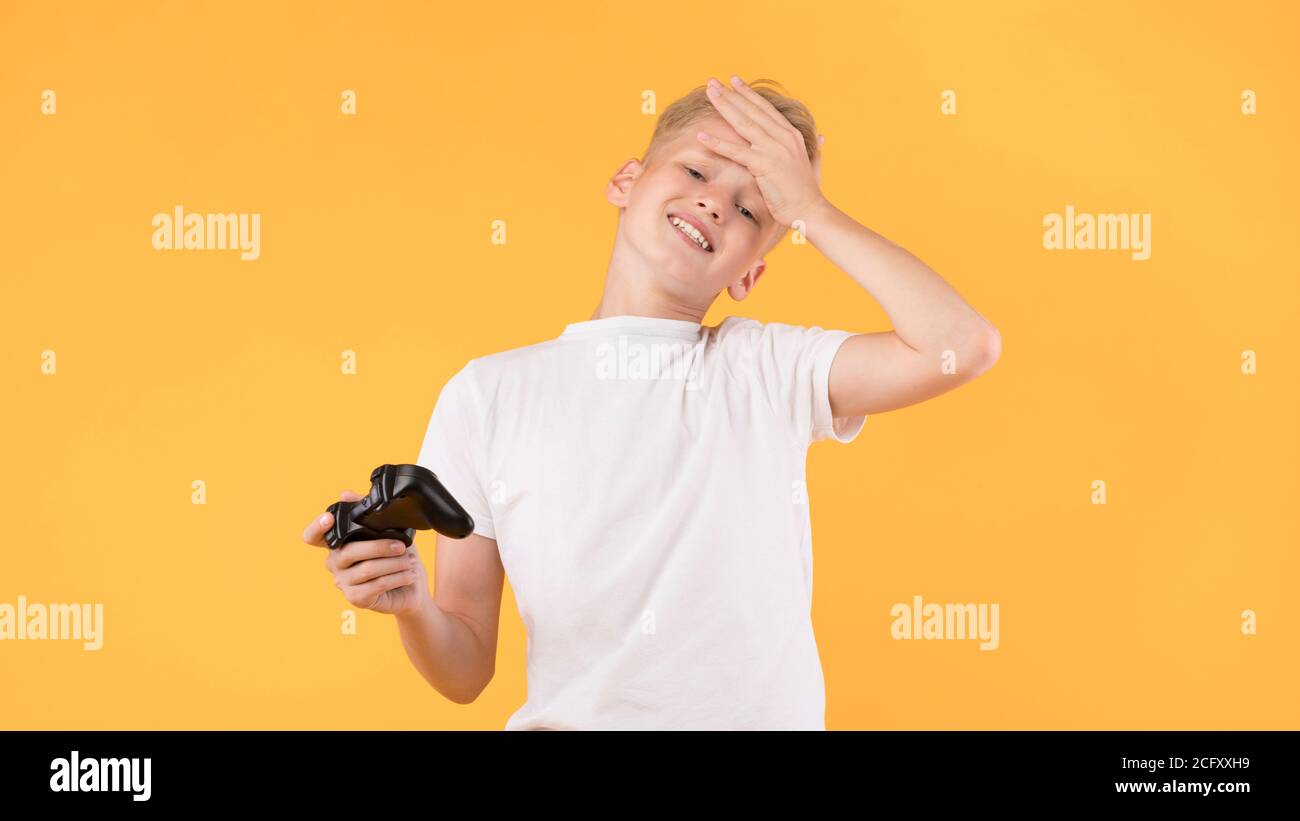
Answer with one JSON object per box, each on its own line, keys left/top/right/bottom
{"left": 652, "top": 239, "right": 712, "bottom": 274}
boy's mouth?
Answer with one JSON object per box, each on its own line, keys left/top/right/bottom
{"left": 667, "top": 213, "right": 714, "bottom": 254}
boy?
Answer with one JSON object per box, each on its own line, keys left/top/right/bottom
{"left": 303, "top": 75, "right": 1001, "bottom": 729}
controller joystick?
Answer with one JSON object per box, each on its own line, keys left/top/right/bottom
{"left": 324, "top": 464, "right": 475, "bottom": 549}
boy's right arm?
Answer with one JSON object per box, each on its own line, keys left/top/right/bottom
{"left": 395, "top": 529, "right": 504, "bottom": 704}
{"left": 303, "top": 492, "right": 504, "bottom": 705}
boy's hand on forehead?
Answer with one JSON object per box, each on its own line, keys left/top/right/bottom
{"left": 696, "top": 74, "right": 827, "bottom": 229}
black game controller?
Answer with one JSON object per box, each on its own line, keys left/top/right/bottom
{"left": 324, "top": 464, "right": 475, "bottom": 548}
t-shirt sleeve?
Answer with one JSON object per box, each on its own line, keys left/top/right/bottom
{"left": 415, "top": 362, "right": 496, "bottom": 540}
{"left": 750, "top": 321, "right": 868, "bottom": 448}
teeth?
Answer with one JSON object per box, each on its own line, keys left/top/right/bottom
{"left": 671, "top": 217, "right": 711, "bottom": 251}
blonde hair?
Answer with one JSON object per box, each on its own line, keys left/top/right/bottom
{"left": 642, "top": 78, "right": 820, "bottom": 173}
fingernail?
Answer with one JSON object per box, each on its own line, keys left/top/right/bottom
{"left": 318, "top": 514, "right": 330, "bottom": 525}
{"left": 730, "top": 75, "right": 742, "bottom": 85}
{"left": 391, "top": 541, "right": 405, "bottom": 552}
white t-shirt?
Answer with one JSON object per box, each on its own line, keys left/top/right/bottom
{"left": 416, "top": 314, "right": 866, "bottom": 729}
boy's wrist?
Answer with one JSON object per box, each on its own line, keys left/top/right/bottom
{"left": 796, "top": 195, "right": 839, "bottom": 243}
{"left": 396, "top": 593, "right": 437, "bottom": 624}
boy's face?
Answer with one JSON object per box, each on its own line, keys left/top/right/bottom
{"left": 606, "top": 115, "right": 786, "bottom": 303}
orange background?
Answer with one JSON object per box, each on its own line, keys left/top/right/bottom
{"left": 1, "top": 0, "right": 1295, "bottom": 729}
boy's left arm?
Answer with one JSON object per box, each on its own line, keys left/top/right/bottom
{"left": 700, "top": 75, "right": 1001, "bottom": 419}
{"left": 802, "top": 196, "right": 1002, "bottom": 419}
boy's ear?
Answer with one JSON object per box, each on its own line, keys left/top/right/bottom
{"left": 605, "top": 159, "right": 643, "bottom": 208}
{"left": 727, "top": 259, "right": 766, "bottom": 301}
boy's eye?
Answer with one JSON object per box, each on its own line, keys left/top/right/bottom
{"left": 685, "top": 167, "right": 759, "bottom": 224}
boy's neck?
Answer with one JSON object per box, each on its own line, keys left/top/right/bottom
{"left": 588, "top": 285, "right": 709, "bottom": 324}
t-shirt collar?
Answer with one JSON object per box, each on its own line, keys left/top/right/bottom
{"left": 561, "top": 314, "right": 704, "bottom": 341}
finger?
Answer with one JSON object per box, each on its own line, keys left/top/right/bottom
{"left": 338, "top": 553, "right": 418, "bottom": 587}
{"left": 695, "top": 129, "right": 753, "bottom": 169}
{"left": 307, "top": 490, "right": 364, "bottom": 550}
{"left": 344, "top": 569, "right": 418, "bottom": 608}
{"left": 706, "top": 78, "right": 786, "bottom": 147}
{"left": 303, "top": 511, "right": 333, "bottom": 548}
{"left": 726, "top": 75, "right": 802, "bottom": 141}
{"left": 332, "top": 537, "right": 407, "bottom": 571}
